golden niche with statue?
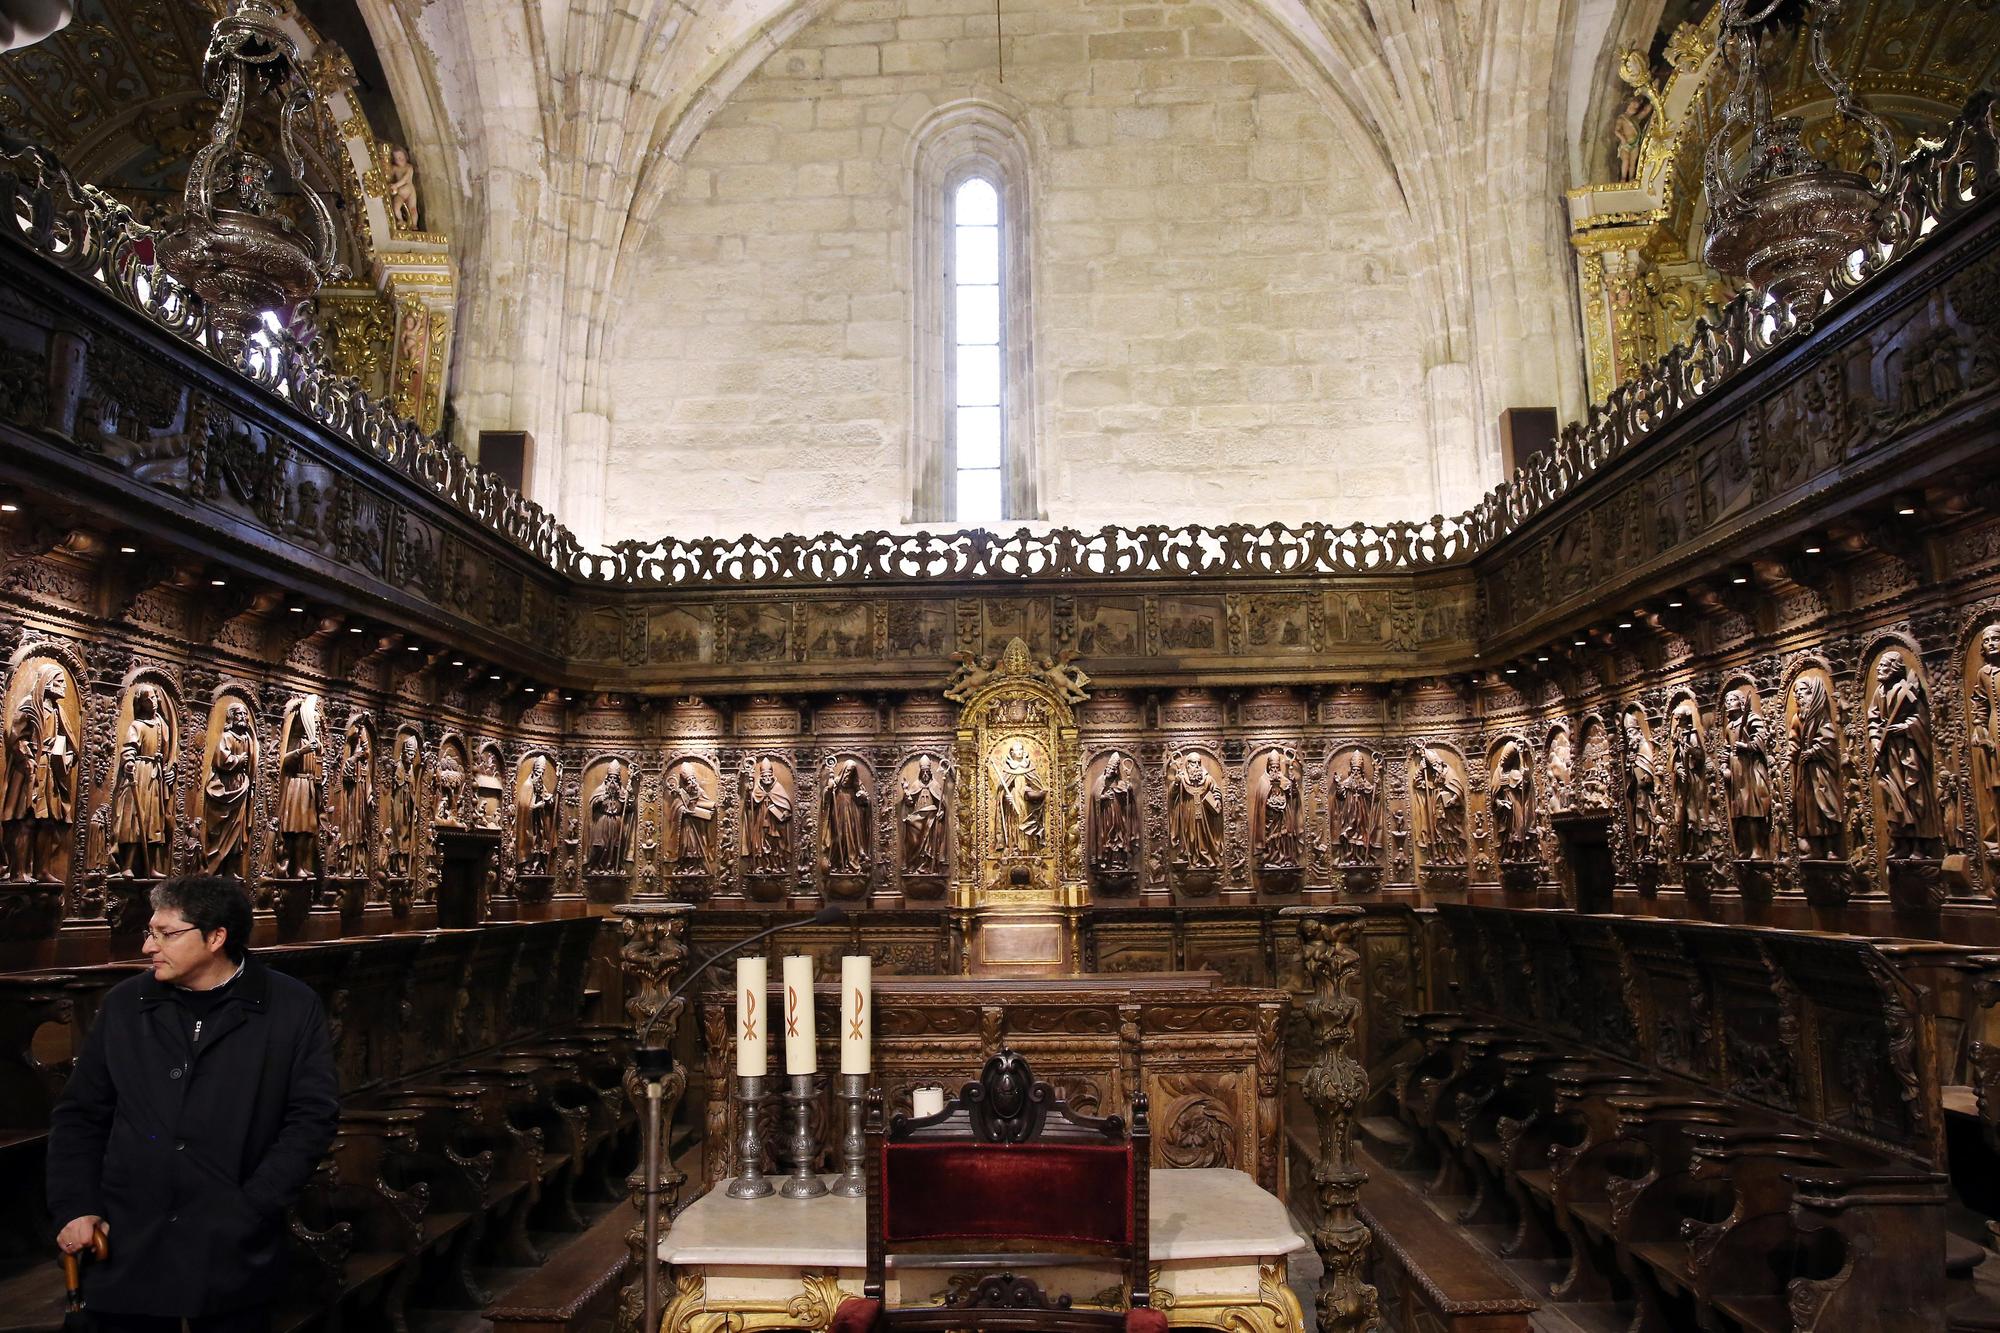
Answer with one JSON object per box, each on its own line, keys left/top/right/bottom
{"left": 945, "top": 638, "right": 1090, "bottom": 974}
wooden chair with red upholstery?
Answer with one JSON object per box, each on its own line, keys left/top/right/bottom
{"left": 831, "top": 1048, "right": 1166, "bottom": 1333}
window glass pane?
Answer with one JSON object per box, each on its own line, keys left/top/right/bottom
{"left": 957, "top": 468, "right": 1003, "bottom": 526}
{"left": 956, "top": 285, "right": 999, "bottom": 346}
{"left": 956, "top": 344, "right": 999, "bottom": 406}
{"left": 956, "top": 406, "right": 1001, "bottom": 469}
{"left": 954, "top": 225, "right": 998, "bottom": 285}
{"left": 955, "top": 177, "right": 998, "bottom": 226}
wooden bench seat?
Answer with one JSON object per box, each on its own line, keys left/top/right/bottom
{"left": 482, "top": 1203, "right": 630, "bottom": 1333}
{"left": 1356, "top": 1143, "right": 1538, "bottom": 1332}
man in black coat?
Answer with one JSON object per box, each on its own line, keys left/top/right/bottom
{"left": 47, "top": 876, "right": 339, "bottom": 1332}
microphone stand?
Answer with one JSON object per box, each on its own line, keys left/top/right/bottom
{"left": 637, "top": 901, "right": 847, "bottom": 1333}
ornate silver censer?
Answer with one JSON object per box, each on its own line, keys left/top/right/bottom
{"left": 1700, "top": 0, "right": 1900, "bottom": 321}
{"left": 154, "top": 0, "right": 346, "bottom": 358}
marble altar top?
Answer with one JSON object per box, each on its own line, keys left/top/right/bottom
{"left": 664, "top": 1167, "right": 1309, "bottom": 1268}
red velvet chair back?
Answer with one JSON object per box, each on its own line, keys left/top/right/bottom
{"left": 857, "top": 1049, "right": 1154, "bottom": 1331}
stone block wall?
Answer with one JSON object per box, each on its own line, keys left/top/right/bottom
{"left": 605, "top": 0, "right": 1430, "bottom": 542}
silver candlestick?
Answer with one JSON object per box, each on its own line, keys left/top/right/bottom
{"left": 726, "top": 1075, "right": 773, "bottom": 1199}
{"left": 831, "top": 1072, "right": 867, "bottom": 1197}
{"left": 779, "top": 1073, "right": 827, "bottom": 1199}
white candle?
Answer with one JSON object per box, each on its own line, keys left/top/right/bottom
{"left": 912, "top": 1086, "right": 945, "bottom": 1118}
{"left": 735, "top": 957, "right": 766, "bottom": 1077}
{"left": 840, "top": 955, "right": 872, "bottom": 1075}
{"left": 783, "top": 955, "right": 816, "bottom": 1074}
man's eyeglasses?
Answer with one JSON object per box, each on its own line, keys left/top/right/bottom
{"left": 145, "top": 924, "right": 203, "bottom": 945}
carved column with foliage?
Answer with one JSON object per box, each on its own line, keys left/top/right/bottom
{"left": 613, "top": 900, "right": 693, "bottom": 1333}
{"left": 1286, "top": 905, "right": 1378, "bottom": 1333}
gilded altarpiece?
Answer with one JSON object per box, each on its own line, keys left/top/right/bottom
{"left": 948, "top": 639, "right": 1087, "bottom": 974}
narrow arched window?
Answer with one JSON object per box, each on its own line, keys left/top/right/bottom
{"left": 949, "top": 176, "right": 1004, "bottom": 527}
{"left": 909, "top": 104, "right": 1039, "bottom": 527}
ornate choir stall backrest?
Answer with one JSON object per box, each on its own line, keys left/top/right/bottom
{"left": 1249, "top": 744, "right": 1304, "bottom": 885}
{"left": 513, "top": 752, "right": 559, "bottom": 878}
{"left": 273, "top": 694, "right": 324, "bottom": 880}
{"left": 1487, "top": 736, "right": 1537, "bottom": 864}
{"left": 947, "top": 639, "right": 1087, "bottom": 974}
{"left": 331, "top": 716, "right": 375, "bottom": 878}
{"left": 0, "top": 652, "right": 81, "bottom": 887}
{"left": 896, "top": 751, "right": 953, "bottom": 898}
{"left": 433, "top": 734, "right": 468, "bottom": 829}
{"left": 1163, "top": 745, "right": 1227, "bottom": 890}
{"left": 737, "top": 754, "right": 796, "bottom": 900}
{"left": 1409, "top": 742, "right": 1469, "bottom": 890}
{"left": 818, "top": 753, "right": 874, "bottom": 899}
{"left": 472, "top": 742, "right": 504, "bottom": 830}
{"left": 581, "top": 753, "right": 637, "bottom": 877}
{"left": 1327, "top": 746, "right": 1384, "bottom": 891}
{"left": 1866, "top": 642, "right": 1946, "bottom": 908}
{"left": 1085, "top": 749, "right": 1139, "bottom": 893}
{"left": 660, "top": 755, "right": 720, "bottom": 891}
{"left": 1966, "top": 620, "right": 2000, "bottom": 868}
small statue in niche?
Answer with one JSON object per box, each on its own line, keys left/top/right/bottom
{"left": 1166, "top": 751, "right": 1223, "bottom": 869}
{"left": 1332, "top": 753, "right": 1380, "bottom": 866}
{"left": 1723, "top": 687, "right": 1774, "bottom": 861}
{"left": 1971, "top": 624, "right": 2000, "bottom": 856}
{"left": 663, "top": 760, "right": 717, "bottom": 875}
{"left": 1411, "top": 746, "right": 1467, "bottom": 864}
{"left": 1490, "top": 739, "right": 1535, "bottom": 859}
{"left": 743, "top": 757, "right": 792, "bottom": 874}
{"left": 433, "top": 745, "right": 465, "bottom": 828}
{"left": 473, "top": 747, "right": 504, "bottom": 829}
{"left": 990, "top": 739, "right": 1046, "bottom": 855}
{"left": 385, "top": 144, "right": 420, "bottom": 231}
{"left": 516, "top": 755, "right": 556, "bottom": 875}
{"left": 1090, "top": 754, "right": 1136, "bottom": 872}
{"left": 1611, "top": 89, "right": 1653, "bottom": 180}
{"left": 586, "top": 759, "right": 632, "bottom": 873}
{"left": 1, "top": 661, "right": 77, "bottom": 882}
{"left": 201, "top": 699, "right": 255, "bottom": 877}
{"left": 110, "top": 684, "right": 174, "bottom": 879}
{"left": 1869, "top": 650, "right": 1942, "bottom": 858}
{"left": 386, "top": 732, "right": 419, "bottom": 878}
{"left": 819, "top": 757, "right": 872, "bottom": 875}
{"left": 333, "top": 724, "right": 370, "bottom": 876}
{"left": 1546, "top": 729, "right": 1574, "bottom": 814}
{"left": 1791, "top": 674, "right": 1845, "bottom": 859}
{"left": 900, "top": 755, "right": 951, "bottom": 876}
{"left": 273, "top": 697, "right": 323, "bottom": 878}
{"left": 1254, "top": 748, "right": 1302, "bottom": 870}
{"left": 1669, "top": 698, "right": 1710, "bottom": 862}
{"left": 1623, "top": 710, "right": 1662, "bottom": 858}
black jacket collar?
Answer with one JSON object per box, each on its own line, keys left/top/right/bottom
{"left": 138, "top": 953, "right": 271, "bottom": 1009}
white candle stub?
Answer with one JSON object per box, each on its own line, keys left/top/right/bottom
{"left": 911, "top": 1086, "right": 945, "bottom": 1118}
{"left": 735, "top": 957, "right": 767, "bottom": 1077}
{"left": 782, "top": 955, "right": 816, "bottom": 1074}
{"left": 840, "top": 955, "right": 872, "bottom": 1075}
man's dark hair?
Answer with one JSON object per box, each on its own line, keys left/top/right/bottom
{"left": 150, "top": 877, "right": 253, "bottom": 962}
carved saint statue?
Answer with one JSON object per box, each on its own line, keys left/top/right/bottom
{"left": 433, "top": 744, "right": 465, "bottom": 828}
{"left": 1869, "top": 650, "right": 1941, "bottom": 858}
{"left": 1090, "top": 754, "right": 1136, "bottom": 872}
{"left": 473, "top": 747, "right": 504, "bottom": 830}
{"left": 900, "top": 755, "right": 950, "bottom": 876}
{"left": 663, "top": 761, "right": 717, "bottom": 875}
{"left": 274, "top": 697, "right": 323, "bottom": 878}
{"left": 1411, "top": 746, "right": 1467, "bottom": 865}
{"left": 1790, "top": 674, "right": 1844, "bottom": 860}
{"left": 1669, "top": 699, "right": 1710, "bottom": 862}
{"left": 1490, "top": 739, "right": 1535, "bottom": 860}
{"left": 990, "top": 740, "right": 1046, "bottom": 856}
{"left": 1623, "top": 711, "right": 1661, "bottom": 859}
{"left": 110, "top": 684, "right": 174, "bottom": 879}
{"left": 1, "top": 662, "right": 77, "bottom": 882}
{"left": 334, "top": 725, "right": 371, "bottom": 875}
{"left": 587, "top": 760, "right": 632, "bottom": 873}
{"left": 819, "top": 757, "right": 872, "bottom": 875}
{"left": 1333, "top": 753, "right": 1380, "bottom": 866}
{"left": 385, "top": 144, "right": 420, "bottom": 231}
{"left": 201, "top": 699, "right": 255, "bottom": 878}
{"left": 1167, "top": 752, "right": 1223, "bottom": 869}
{"left": 1972, "top": 624, "right": 2000, "bottom": 856}
{"left": 743, "top": 757, "right": 792, "bottom": 874}
{"left": 1546, "top": 729, "right": 1574, "bottom": 814}
{"left": 1723, "top": 687, "right": 1774, "bottom": 861}
{"left": 516, "top": 755, "right": 557, "bottom": 875}
{"left": 386, "top": 732, "right": 419, "bottom": 877}
{"left": 1254, "top": 748, "right": 1302, "bottom": 870}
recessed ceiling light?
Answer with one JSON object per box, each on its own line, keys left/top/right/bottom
{"left": 119, "top": 545, "right": 138, "bottom": 554}
{"left": 1667, "top": 600, "right": 1684, "bottom": 608}
{"left": 1618, "top": 621, "right": 1633, "bottom": 629}
{"left": 1505, "top": 667, "right": 1517, "bottom": 675}
{"left": 288, "top": 606, "right": 304, "bottom": 613}
{"left": 1573, "top": 639, "right": 1586, "bottom": 647}
{"left": 524, "top": 686, "right": 537, "bottom": 693}
{"left": 1804, "top": 545, "right": 1823, "bottom": 554}
{"left": 348, "top": 626, "right": 363, "bottom": 633}
{"left": 1731, "top": 575, "right": 1748, "bottom": 584}
{"left": 1536, "top": 655, "right": 1549, "bottom": 662}
{"left": 406, "top": 644, "right": 420, "bottom": 652}
{"left": 1897, "top": 506, "right": 1917, "bottom": 516}
{"left": 0, "top": 503, "right": 17, "bottom": 513}
{"left": 451, "top": 660, "right": 465, "bottom": 667}
{"left": 210, "top": 578, "right": 226, "bottom": 586}
{"left": 489, "top": 674, "right": 501, "bottom": 681}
